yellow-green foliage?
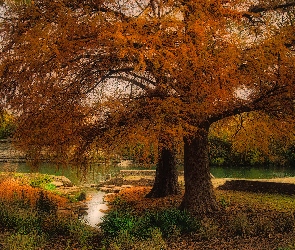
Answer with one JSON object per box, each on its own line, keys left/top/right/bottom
{"left": 0, "top": 111, "right": 15, "bottom": 139}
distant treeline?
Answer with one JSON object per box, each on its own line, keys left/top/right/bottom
{"left": 120, "top": 136, "right": 295, "bottom": 169}
{"left": 208, "top": 136, "right": 295, "bottom": 169}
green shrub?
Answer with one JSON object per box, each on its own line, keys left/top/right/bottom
{"left": 77, "top": 191, "right": 87, "bottom": 201}
{"left": 29, "top": 175, "right": 53, "bottom": 188}
{"left": 100, "top": 207, "right": 199, "bottom": 249}
{"left": 101, "top": 210, "right": 137, "bottom": 238}
{"left": 44, "top": 183, "right": 56, "bottom": 191}
{"left": 219, "top": 196, "right": 230, "bottom": 209}
{"left": 143, "top": 208, "right": 199, "bottom": 238}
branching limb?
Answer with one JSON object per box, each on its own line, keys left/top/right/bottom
{"left": 243, "top": 1, "right": 295, "bottom": 20}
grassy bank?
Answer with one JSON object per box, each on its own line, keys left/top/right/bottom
{"left": 102, "top": 186, "right": 295, "bottom": 250}
{"left": 0, "top": 173, "right": 100, "bottom": 249}
{"left": 1, "top": 173, "right": 295, "bottom": 249}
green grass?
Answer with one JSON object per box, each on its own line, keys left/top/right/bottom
{"left": 216, "top": 190, "right": 295, "bottom": 212}
{"left": 101, "top": 208, "right": 199, "bottom": 238}
{"left": 3, "top": 231, "right": 46, "bottom": 250}
{"left": 100, "top": 208, "right": 199, "bottom": 249}
{"left": 0, "top": 200, "right": 96, "bottom": 249}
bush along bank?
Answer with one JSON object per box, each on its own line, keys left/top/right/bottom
{"left": 0, "top": 174, "right": 100, "bottom": 249}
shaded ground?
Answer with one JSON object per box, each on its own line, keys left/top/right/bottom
{"left": 167, "top": 234, "right": 295, "bottom": 250}
{"left": 103, "top": 177, "right": 295, "bottom": 250}
{"left": 218, "top": 179, "right": 295, "bottom": 195}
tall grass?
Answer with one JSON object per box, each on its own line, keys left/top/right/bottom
{"left": 0, "top": 177, "right": 96, "bottom": 249}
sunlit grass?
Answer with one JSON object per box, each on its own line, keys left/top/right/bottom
{"left": 216, "top": 190, "right": 295, "bottom": 212}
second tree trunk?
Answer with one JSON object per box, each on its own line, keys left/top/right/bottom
{"left": 180, "top": 126, "right": 219, "bottom": 218}
{"left": 146, "top": 137, "right": 179, "bottom": 198}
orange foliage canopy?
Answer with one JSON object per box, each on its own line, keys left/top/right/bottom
{"left": 1, "top": 0, "right": 295, "bottom": 215}
{"left": 0, "top": 0, "right": 294, "bottom": 156}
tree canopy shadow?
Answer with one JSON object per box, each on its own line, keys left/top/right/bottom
{"left": 218, "top": 180, "right": 295, "bottom": 195}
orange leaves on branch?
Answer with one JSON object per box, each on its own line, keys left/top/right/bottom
{"left": 1, "top": 0, "right": 295, "bottom": 169}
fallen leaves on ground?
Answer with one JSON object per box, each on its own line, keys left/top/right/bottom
{"left": 105, "top": 186, "right": 183, "bottom": 214}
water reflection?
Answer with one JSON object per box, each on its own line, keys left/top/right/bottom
{"left": 0, "top": 162, "right": 119, "bottom": 185}
{"left": 80, "top": 191, "right": 108, "bottom": 227}
{"left": 211, "top": 166, "right": 295, "bottom": 179}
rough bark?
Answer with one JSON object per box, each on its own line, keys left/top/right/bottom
{"left": 180, "top": 126, "right": 219, "bottom": 218}
{"left": 146, "top": 138, "right": 179, "bottom": 198}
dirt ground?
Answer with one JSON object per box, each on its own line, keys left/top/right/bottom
{"left": 111, "top": 175, "right": 295, "bottom": 190}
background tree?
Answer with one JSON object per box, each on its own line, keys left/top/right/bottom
{"left": 0, "top": 109, "right": 15, "bottom": 139}
{"left": 209, "top": 113, "right": 295, "bottom": 167}
{"left": 1, "top": 0, "right": 295, "bottom": 217}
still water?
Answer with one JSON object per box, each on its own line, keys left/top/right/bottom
{"left": 1, "top": 140, "right": 295, "bottom": 181}
{"left": 211, "top": 166, "right": 295, "bottom": 179}
{"left": 0, "top": 141, "right": 121, "bottom": 184}
{"left": 0, "top": 161, "right": 120, "bottom": 184}
{"left": 1, "top": 161, "right": 295, "bottom": 182}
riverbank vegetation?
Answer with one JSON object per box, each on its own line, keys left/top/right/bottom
{"left": 0, "top": 173, "right": 99, "bottom": 249}
{"left": 100, "top": 186, "right": 295, "bottom": 249}
{"left": 1, "top": 173, "right": 295, "bottom": 249}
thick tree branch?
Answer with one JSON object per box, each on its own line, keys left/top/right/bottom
{"left": 84, "top": 67, "right": 134, "bottom": 94}
{"left": 84, "top": 68, "right": 158, "bottom": 95}
{"left": 208, "top": 85, "right": 291, "bottom": 125}
{"left": 243, "top": 1, "right": 295, "bottom": 19}
{"left": 106, "top": 75, "right": 153, "bottom": 92}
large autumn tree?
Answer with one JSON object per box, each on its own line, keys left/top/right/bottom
{"left": 1, "top": 0, "right": 295, "bottom": 217}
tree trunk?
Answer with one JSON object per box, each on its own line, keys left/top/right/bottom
{"left": 146, "top": 137, "right": 179, "bottom": 198}
{"left": 180, "top": 126, "right": 219, "bottom": 218}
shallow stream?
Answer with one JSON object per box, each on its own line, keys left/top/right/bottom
{"left": 81, "top": 191, "right": 108, "bottom": 228}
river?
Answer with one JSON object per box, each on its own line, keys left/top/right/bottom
{"left": 1, "top": 140, "right": 295, "bottom": 181}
